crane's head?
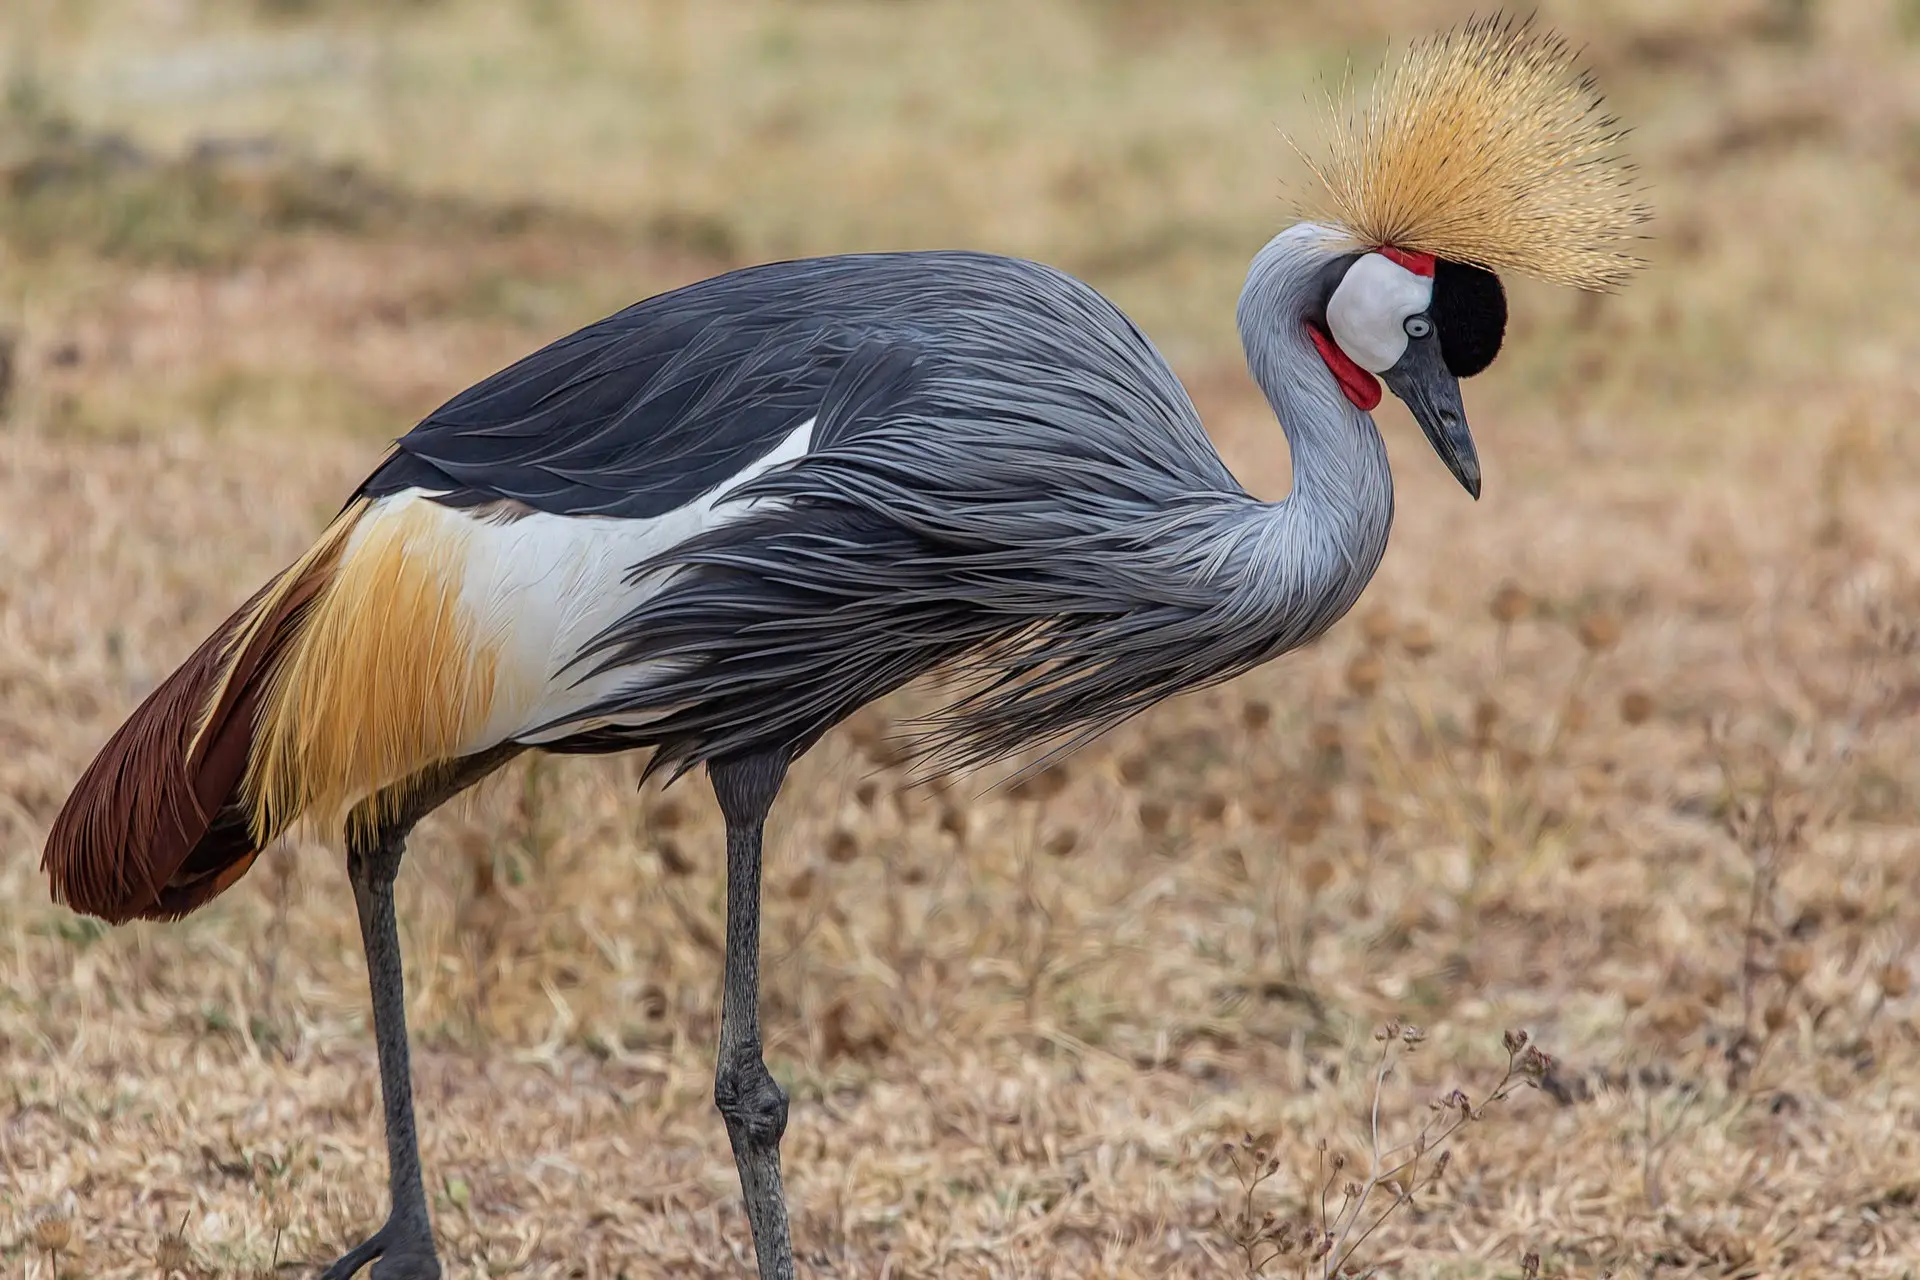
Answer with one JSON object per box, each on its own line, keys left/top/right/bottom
{"left": 1307, "top": 245, "right": 1505, "bottom": 497}
{"left": 1283, "top": 15, "right": 1649, "bottom": 498}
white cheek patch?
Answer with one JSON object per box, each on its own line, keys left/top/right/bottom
{"left": 1326, "top": 253, "right": 1435, "bottom": 374}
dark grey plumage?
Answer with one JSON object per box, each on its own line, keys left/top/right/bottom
{"left": 365, "top": 246, "right": 1380, "bottom": 781}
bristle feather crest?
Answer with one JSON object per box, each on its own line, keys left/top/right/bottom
{"left": 1287, "top": 13, "right": 1651, "bottom": 291}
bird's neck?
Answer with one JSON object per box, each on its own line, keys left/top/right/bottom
{"left": 1233, "top": 228, "right": 1396, "bottom": 638}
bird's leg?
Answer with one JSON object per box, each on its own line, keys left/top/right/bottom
{"left": 301, "top": 745, "right": 520, "bottom": 1280}
{"left": 708, "top": 751, "right": 795, "bottom": 1280}
{"left": 322, "top": 825, "right": 440, "bottom": 1280}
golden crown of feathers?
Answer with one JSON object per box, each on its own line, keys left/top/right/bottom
{"left": 1290, "top": 15, "right": 1651, "bottom": 291}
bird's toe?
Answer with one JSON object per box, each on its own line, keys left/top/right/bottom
{"left": 318, "top": 1221, "right": 440, "bottom": 1280}
{"left": 369, "top": 1245, "right": 442, "bottom": 1280}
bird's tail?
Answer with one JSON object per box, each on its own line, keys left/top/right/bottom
{"left": 44, "top": 493, "right": 509, "bottom": 923}
{"left": 41, "top": 506, "right": 367, "bottom": 922}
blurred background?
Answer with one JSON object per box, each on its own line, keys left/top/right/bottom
{"left": 3, "top": 2, "right": 1919, "bottom": 1277}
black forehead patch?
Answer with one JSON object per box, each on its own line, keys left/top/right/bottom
{"left": 1431, "top": 259, "right": 1507, "bottom": 378}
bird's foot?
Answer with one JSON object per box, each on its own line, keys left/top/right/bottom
{"left": 318, "top": 1217, "right": 441, "bottom": 1280}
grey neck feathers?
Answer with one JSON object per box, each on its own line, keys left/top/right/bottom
{"left": 1228, "top": 222, "right": 1395, "bottom": 647}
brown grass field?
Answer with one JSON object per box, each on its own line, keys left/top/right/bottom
{"left": 4, "top": 1, "right": 1920, "bottom": 1276}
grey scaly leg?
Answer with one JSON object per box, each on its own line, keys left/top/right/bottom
{"left": 708, "top": 751, "right": 795, "bottom": 1280}
{"left": 319, "top": 744, "right": 522, "bottom": 1280}
{"left": 320, "top": 828, "right": 441, "bottom": 1280}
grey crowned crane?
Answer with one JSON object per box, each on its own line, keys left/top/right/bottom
{"left": 43, "top": 17, "right": 1645, "bottom": 1280}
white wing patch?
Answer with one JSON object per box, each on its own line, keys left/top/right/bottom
{"left": 372, "top": 415, "right": 816, "bottom": 756}
{"left": 1326, "top": 253, "right": 1434, "bottom": 374}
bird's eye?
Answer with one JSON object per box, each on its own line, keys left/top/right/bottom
{"left": 1404, "top": 315, "right": 1433, "bottom": 339}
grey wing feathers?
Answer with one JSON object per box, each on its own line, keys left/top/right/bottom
{"left": 363, "top": 250, "right": 1275, "bottom": 777}
{"left": 361, "top": 258, "right": 945, "bottom": 516}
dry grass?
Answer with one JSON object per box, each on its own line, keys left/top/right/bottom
{"left": 4, "top": 1, "right": 1920, "bottom": 1276}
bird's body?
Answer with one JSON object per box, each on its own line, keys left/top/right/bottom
{"left": 50, "top": 237, "right": 1396, "bottom": 924}
{"left": 354, "top": 242, "right": 1381, "bottom": 774}
{"left": 41, "top": 18, "right": 1646, "bottom": 1280}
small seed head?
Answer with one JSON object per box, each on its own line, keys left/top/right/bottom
{"left": 867, "top": 735, "right": 911, "bottom": 768}
{"left": 1500, "top": 745, "right": 1535, "bottom": 776}
{"left": 1646, "top": 995, "right": 1705, "bottom": 1038}
{"left": 655, "top": 837, "right": 694, "bottom": 876}
{"left": 1777, "top": 943, "right": 1812, "bottom": 986}
{"left": 844, "top": 711, "right": 886, "bottom": 750}
{"left": 1400, "top": 621, "right": 1437, "bottom": 659}
{"left": 1360, "top": 606, "right": 1398, "bottom": 647}
{"left": 32, "top": 1210, "right": 72, "bottom": 1255}
{"left": 1878, "top": 962, "right": 1911, "bottom": 998}
{"left": 1284, "top": 804, "right": 1325, "bottom": 845}
{"left": 826, "top": 827, "right": 861, "bottom": 863}
{"left": 1345, "top": 652, "right": 1384, "bottom": 698}
{"left": 1472, "top": 697, "right": 1500, "bottom": 743}
{"left": 1361, "top": 792, "right": 1395, "bottom": 837}
{"left": 1240, "top": 699, "right": 1272, "bottom": 730}
{"left": 1490, "top": 581, "right": 1529, "bottom": 624}
{"left": 1300, "top": 857, "right": 1334, "bottom": 895}
{"left": 267, "top": 1196, "right": 293, "bottom": 1233}
{"left": 1619, "top": 688, "right": 1655, "bottom": 724}
{"left": 1577, "top": 609, "right": 1622, "bottom": 652}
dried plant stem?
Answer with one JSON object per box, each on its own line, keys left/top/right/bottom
{"left": 1324, "top": 1032, "right": 1400, "bottom": 1274}
{"left": 1244, "top": 1027, "right": 1550, "bottom": 1280}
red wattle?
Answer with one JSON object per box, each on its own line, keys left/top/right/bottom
{"left": 1308, "top": 325, "right": 1382, "bottom": 411}
{"left": 1377, "top": 245, "right": 1436, "bottom": 277}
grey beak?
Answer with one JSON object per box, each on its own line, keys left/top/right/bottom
{"left": 1382, "top": 337, "right": 1481, "bottom": 500}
